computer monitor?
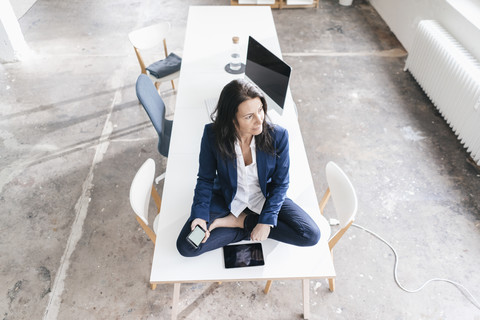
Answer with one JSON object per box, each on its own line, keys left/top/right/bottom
{"left": 245, "top": 36, "right": 291, "bottom": 116}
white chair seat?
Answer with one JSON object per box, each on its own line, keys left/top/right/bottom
{"left": 153, "top": 213, "right": 160, "bottom": 235}
{"left": 130, "top": 158, "right": 163, "bottom": 246}
{"left": 147, "top": 70, "right": 180, "bottom": 84}
{"left": 130, "top": 159, "right": 156, "bottom": 225}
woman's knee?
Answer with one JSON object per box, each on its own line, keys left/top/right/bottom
{"left": 176, "top": 236, "right": 201, "bottom": 257}
{"left": 298, "top": 224, "right": 321, "bottom": 246}
{"left": 306, "top": 225, "right": 321, "bottom": 246}
{"left": 280, "top": 198, "right": 321, "bottom": 246}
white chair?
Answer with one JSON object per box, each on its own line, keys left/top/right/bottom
{"left": 265, "top": 161, "right": 358, "bottom": 293}
{"left": 320, "top": 161, "right": 358, "bottom": 291}
{"left": 129, "top": 158, "right": 162, "bottom": 289}
{"left": 128, "top": 22, "right": 181, "bottom": 91}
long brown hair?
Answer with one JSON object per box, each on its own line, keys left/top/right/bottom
{"left": 211, "top": 79, "right": 274, "bottom": 160}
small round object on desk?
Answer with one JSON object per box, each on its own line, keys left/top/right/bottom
{"left": 225, "top": 63, "right": 245, "bottom": 74}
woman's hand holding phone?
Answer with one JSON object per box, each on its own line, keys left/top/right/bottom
{"left": 191, "top": 218, "right": 209, "bottom": 244}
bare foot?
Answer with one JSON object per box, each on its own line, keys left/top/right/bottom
{"left": 209, "top": 212, "right": 247, "bottom": 232}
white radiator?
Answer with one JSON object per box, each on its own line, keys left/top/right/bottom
{"left": 404, "top": 20, "right": 480, "bottom": 165}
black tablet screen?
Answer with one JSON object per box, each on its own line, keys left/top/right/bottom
{"left": 223, "top": 243, "right": 265, "bottom": 269}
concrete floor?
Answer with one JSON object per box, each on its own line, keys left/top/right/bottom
{"left": 1, "top": 0, "right": 480, "bottom": 319}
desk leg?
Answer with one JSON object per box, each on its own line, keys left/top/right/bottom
{"left": 264, "top": 280, "right": 273, "bottom": 294}
{"left": 171, "top": 283, "right": 180, "bottom": 320}
{"left": 302, "top": 279, "right": 310, "bottom": 319}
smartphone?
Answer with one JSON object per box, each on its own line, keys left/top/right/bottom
{"left": 186, "top": 225, "right": 206, "bottom": 249}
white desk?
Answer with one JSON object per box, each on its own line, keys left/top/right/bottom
{"left": 150, "top": 6, "right": 335, "bottom": 319}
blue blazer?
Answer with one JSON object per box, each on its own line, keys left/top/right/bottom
{"left": 190, "top": 123, "right": 289, "bottom": 226}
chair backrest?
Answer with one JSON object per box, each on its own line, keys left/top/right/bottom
{"left": 130, "top": 158, "right": 156, "bottom": 225}
{"left": 325, "top": 161, "right": 358, "bottom": 228}
{"left": 135, "top": 74, "right": 172, "bottom": 157}
{"left": 128, "top": 22, "right": 171, "bottom": 50}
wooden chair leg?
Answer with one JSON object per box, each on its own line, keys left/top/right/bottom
{"left": 302, "top": 279, "right": 310, "bottom": 319}
{"left": 264, "top": 280, "right": 273, "bottom": 294}
{"left": 151, "top": 283, "right": 157, "bottom": 290}
{"left": 328, "top": 278, "right": 335, "bottom": 292}
{"left": 171, "top": 283, "right": 180, "bottom": 320}
{"left": 328, "top": 249, "right": 335, "bottom": 291}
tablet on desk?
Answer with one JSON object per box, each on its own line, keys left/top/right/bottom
{"left": 223, "top": 243, "right": 265, "bottom": 269}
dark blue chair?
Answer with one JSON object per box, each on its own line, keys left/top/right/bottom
{"left": 136, "top": 74, "right": 173, "bottom": 182}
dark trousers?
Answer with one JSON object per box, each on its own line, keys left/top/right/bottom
{"left": 176, "top": 198, "right": 321, "bottom": 257}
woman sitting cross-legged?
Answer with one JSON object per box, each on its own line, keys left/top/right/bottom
{"left": 176, "top": 79, "right": 320, "bottom": 257}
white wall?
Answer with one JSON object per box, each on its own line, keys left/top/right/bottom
{"left": 369, "top": 0, "right": 480, "bottom": 61}
{"left": 12, "top": 0, "right": 38, "bottom": 18}
{"left": 0, "top": 0, "right": 29, "bottom": 62}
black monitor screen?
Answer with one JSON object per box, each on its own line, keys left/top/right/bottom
{"left": 245, "top": 36, "right": 291, "bottom": 111}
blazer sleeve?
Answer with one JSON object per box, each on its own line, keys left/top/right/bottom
{"left": 258, "top": 127, "right": 289, "bottom": 226}
{"left": 189, "top": 125, "right": 217, "bottom": 223}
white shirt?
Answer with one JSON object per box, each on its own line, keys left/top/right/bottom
{"left": 230, "top": 138, "right": 266, "bottom": 217}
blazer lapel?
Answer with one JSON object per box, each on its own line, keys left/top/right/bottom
{"left": 225, "top": 156, "right": 237, "bottom": 199}
{"left": 256, "top": 149, "right": 268, "bottom": 197}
